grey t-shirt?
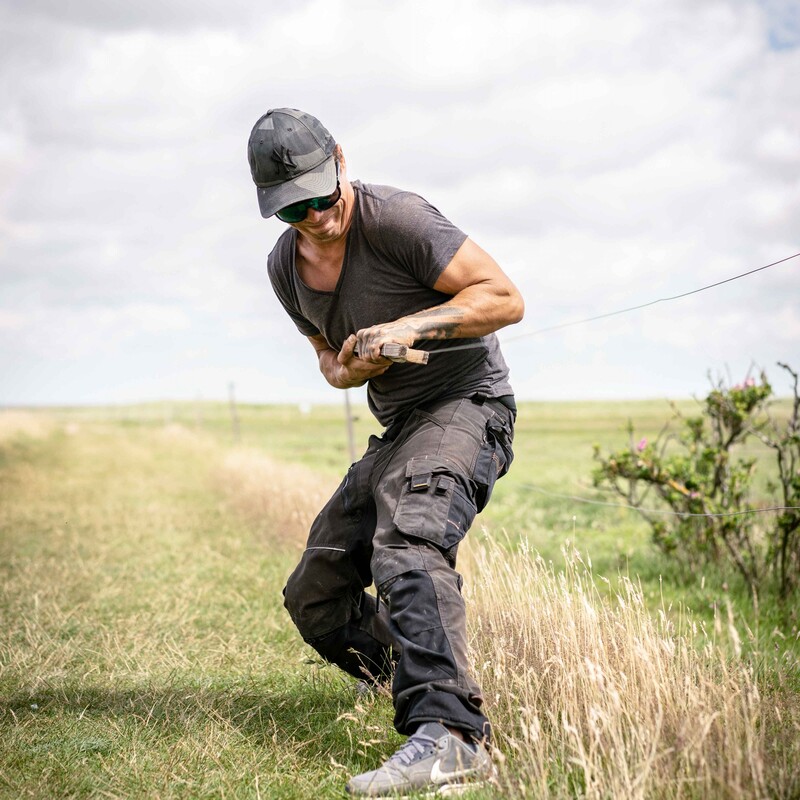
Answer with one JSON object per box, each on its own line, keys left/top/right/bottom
{"left": 267, "top": 180, "right": 513, "bottom": 427}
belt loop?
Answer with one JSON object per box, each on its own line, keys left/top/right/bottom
{"left": 471, "top": 393, "right": 487, "bottom": 406}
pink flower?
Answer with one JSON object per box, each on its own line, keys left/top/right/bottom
{"left": 637, "top": 438, "right": 647, "bottom": 452}
{"left": 745, "top": 378, "right": 755, "bottom": 387}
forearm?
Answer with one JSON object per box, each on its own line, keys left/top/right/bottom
{"left": 395, "top": 282, "right": 524, "bottom": 342}
{"left": 317, "top": 347, "right": 367, "bottom": 389}
{"left": 308, "top": 333, "right": 390, "bottom": 388}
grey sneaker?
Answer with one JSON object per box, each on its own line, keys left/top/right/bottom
{"left": 345, "top": 722, "right": 494, "bottom": 797}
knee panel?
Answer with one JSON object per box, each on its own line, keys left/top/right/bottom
{"left": 282, "top": 566, "right": 352, "bottom": 641}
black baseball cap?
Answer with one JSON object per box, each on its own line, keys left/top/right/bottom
{"left": 247, "top": 108, "right": 337, "bottom": 219}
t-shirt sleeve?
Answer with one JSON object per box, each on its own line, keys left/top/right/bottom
{"left": 266, "top": 234, "right": 320, "bottom": 337}
{"left": 374, "top": 191, "right": 468, "bottom": 288}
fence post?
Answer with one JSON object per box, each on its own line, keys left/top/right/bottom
{"left": 228, "top": 382, "right": 241, "bottom": 443}
{"left": 344, "top": 389, "right": 356, "bottom": 464}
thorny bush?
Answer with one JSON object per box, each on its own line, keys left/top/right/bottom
{"left": 592, "top": 362, "right": 800, "bottom": 598}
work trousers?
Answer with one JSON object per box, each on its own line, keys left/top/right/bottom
{"left": 283, "top": 395, "right": 514, "bottom": 741}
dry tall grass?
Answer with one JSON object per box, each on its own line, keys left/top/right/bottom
{"left": 462, "top": 539, "right": 774, "bottom": 799}
{"left": 215, "top": 448, "right": 335, "bottom": 549}
{"left": 0, "top": 410, "right": 52, "bottom": 442}
{"left": 215, "top": 448, "right": 796, "bottom": 799}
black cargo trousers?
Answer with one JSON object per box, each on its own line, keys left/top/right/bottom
{"left": 283, "top": 394, "right": 514, "bottom": 741}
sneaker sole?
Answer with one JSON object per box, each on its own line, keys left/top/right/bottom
{"left": 347, "top": 775, "right": 493, "bottom": 799}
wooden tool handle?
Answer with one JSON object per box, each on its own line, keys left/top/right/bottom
{"left": 380, "top": 343, "right": 429, "bottom": 365}
{"left": 353, "top": 343, "right": 429, "bottom": 365}
{"left": 403, "top": 348, "right": 430, "bottom": 365}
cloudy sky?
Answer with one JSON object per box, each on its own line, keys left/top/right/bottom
{"left": 1, "top": 0, "right": 798, "bottom": 407}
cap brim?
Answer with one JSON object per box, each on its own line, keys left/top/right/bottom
{"left": 257, "top": 156, "right": 338, "bottom": 219}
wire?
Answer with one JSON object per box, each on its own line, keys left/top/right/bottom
{"left": 520, "top": 482, "right": 800, "bottom": 519}
{"left": 436, "top": 251, "right": 800, "bottom": 353}
{"left": 507, "top": 251, "right": 800, "bottom": 341}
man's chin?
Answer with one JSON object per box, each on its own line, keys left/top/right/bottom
{"left": 306, "top": 221, "right": 340, "bottom": 239}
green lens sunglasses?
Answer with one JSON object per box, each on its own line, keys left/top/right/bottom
{"left": 276, "top": 165, "right": 341, "bottom": 223}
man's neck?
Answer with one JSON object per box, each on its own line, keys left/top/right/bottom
{"left": 293, "top": 182, "right": 356, "bottom": 291}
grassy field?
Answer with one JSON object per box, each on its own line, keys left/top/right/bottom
{"left": 1, "top": 402, "right": 798, "bottom": 798}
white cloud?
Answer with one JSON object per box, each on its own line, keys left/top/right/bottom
{"left": 0, "top": 310, "right": 25, "bottom": 331}
{"left": 756, "top": 126, "right": 800, "bottom": 163}
{"left": 1, "top": 0, "right": 799, "bottom": 405}
{"left": 3, "top": 303, "right": 190, "bottom": 358}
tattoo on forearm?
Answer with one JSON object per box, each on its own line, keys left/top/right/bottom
{"left": 411, "top": 307, "right": 465, "bottom": 320}
{"left": 407, "top": 306, "right": 465, "bottom": 339}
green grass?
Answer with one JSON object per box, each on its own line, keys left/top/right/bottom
{"left": 2, "top": 400, "right": 798, "bottom": 798}
{"left": 33, "top": 399, "right": 800, "bottom": 657}
{"left": 0, "top": 424, "right": 401, "bottom": 798}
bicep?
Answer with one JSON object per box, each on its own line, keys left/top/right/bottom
{"left": 432, "top": 237, "right": 517, "bottom": 296}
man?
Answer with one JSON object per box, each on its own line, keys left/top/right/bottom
{"left": 247, "top": 108, "right": 524, "bottom": 797}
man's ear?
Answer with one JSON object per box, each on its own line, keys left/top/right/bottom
{"left": 333, "top": 144, "right": 347, "bottom": 177}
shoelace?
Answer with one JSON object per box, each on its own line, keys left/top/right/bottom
{"left": 388, "top": 734, "right": 436, "bottom": 767}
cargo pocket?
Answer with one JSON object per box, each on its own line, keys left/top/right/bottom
{"left": 472, "top": 413, "right": 514, "bottom": 512}
{"left": 393, "top": 456, "right": 477, "bottom": 551}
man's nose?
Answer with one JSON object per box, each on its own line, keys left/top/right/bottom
{"left": 306, "top": 207, "right": 326, "bottom": 222}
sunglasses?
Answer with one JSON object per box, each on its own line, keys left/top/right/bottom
{"left": 276, "top": 165, "right": 341, "bottom": 223}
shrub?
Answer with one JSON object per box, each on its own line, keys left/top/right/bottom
{"left": 592, "top": 363, "right": 800, "bottom": 598}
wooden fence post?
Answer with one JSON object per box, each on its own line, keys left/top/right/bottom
{"left": 228, "top": 382, "right": 241, "bottom": 443}
{"left": 344, "top": 389, "right": 356, "bottom": 464}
